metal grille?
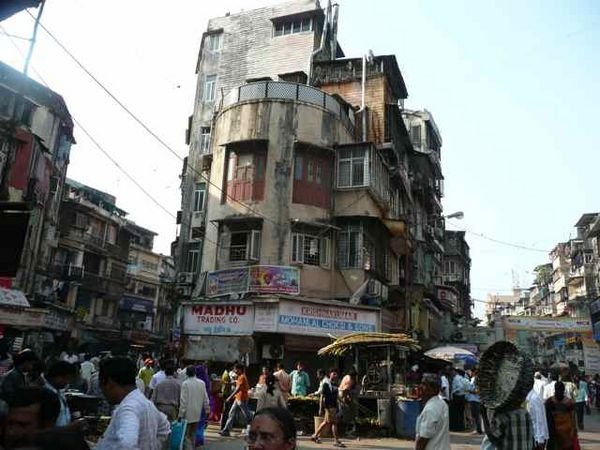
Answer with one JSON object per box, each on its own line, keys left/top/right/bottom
{"left": 239, "top": 83, "right": 266, "bottom": 102}
{"left": 325, "top": 95, "right": 340, "bottom": 115}
{"left": 267, "top": 82, "right": 297, "bottom": 100}
{"left": 298, "top": 85, "right": 325, "bottom": 105}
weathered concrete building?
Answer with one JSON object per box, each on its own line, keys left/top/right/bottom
{"left": 176, "top": 0, "right": 461, "bottom": 364}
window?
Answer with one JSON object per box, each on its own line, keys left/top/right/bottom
{"left": 187, "top": 249, "right": 200, "bottom": 273}
{"left": 193, "top": 183, "right": 206, "bottom": 212}
{"left": 294, "top": 156, "right": 303, "bottom": 180}
{"left": 316, "top": 165, "right": 322, "bottom": 184}
{"left": 75, "top": 213, "right": 88, "bottom": 229}
{"left": 225, "top": 149, "right": 267, "bottom": 202}
{"left": 228, "top": 230, "right": 261, "bottom": 261}
{"left": 337, "top": 147, "right": 369, "bottom": 188}
{"left": 206, "top": 32, "right": 222, "bottom": 51}
{"left": 291, "top": 233, "right": 329, "bottom": 267}
{"left": 410, "top": 125, "right": 421, "bottom": 145}
{"left": 203, "top": 75, "right": 217, "bottom": 102}
{"left": 106, "top": 225, "right": 117, "bottom": 244}
{"left": 199, "top": 127, "right": 211, "bottom": 154}
{"left": 273, "top": 18, "right": 312, "bottom": 37}
{"left": 307, "top": 160, "right": 314, "bottom": 182}
{"left": 337, "top": 226, "right": 362, "bottom": 268}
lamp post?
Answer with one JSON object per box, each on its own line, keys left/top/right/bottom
{"left": 444, "top": 211, "right": 464, "bottom": 220}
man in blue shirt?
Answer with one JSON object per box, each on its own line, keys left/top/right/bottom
{"left": 466, "top": 368, "right": 482, "bottom": 434}
{"left": 290, "top": 361, "right": 311, "bottom": 396}
{"left": 43, "top": 360, "right": 76, "bottom": 427}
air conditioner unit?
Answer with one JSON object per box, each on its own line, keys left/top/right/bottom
{"left": 176, "top": 286, "right": 192, "bottom": 297}
{"left": 177, "top": 272, "right": 194, "bottom": 284}
{"left": 136, "top": 321, "right": 148, "bottom": 330}
{"left": 262, "top": 344, "right": 284, "bottom": 360}
{"left": 193, "top": 211, "right": 205, "bottom": 221}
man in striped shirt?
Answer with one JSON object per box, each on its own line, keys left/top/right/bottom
{"left": 482, "top": 406, "right": 535, "bottom": 450}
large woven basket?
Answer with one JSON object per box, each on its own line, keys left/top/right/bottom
{"left": 477, "top": 341, "right": 533, "bottom": 410}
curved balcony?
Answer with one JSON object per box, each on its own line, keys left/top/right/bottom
{"left": 220, "top": 81, "right": 355, "bottom": 133}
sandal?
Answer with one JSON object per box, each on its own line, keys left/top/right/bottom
{"left": 310, "top": 435, "right": 321, "bottom": 443}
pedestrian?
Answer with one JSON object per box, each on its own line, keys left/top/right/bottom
{"left": 311, "top": 368, "right": 345, "bottom": 448}
{"left": 80, "top": 354, "right": 95, "bottom": 385}
{"left": 449, "top": 368, "right": 467, "bottom": 431}
{"left": 148, "top": 360, "right": 167, "bottom": 398}
{"left": 0, "top": 349, "right": 37, "bottom": 397}
{"left": 179, "top": 366, "right": 210, "bottom": 449}
{"left": 256, "top": 374, "right": 287, "bottom": 411}
{"left": 338, "top": 367, "right": 358, "bottom": 437}
{"left": 60, "top": 349, "right": 79, "bottom": 365}
{"left": 43, "top": 360, "right": 77, "bottom": 427}
{"left": 3, "top": 386, "right": 90, "bottom": 450}
{"left": 562, "top": 374, "right": 578, "bottom": 401}
{"left": 290, "top": 361, "right": 310, "bottom": 397}
{"left": 439, "top": 368, "right": 450, "bottom": 405}
{"left": 27, "top": 359, "right": 46, "bottom": 388}
{"left": 526, "top": 388, "right": 549, "bottom": 450}
{"left": 220, "top": 364, "right": 234, "bottom": 430}
{"left": 543, "top": 373, "right": 557, "bottom": 401}
{"left": 257, "top": 365, "right": 272, "bottom": 388}
{"left": 274, "top": 362, "right": 291, "bottom": 400}
{"left": 466, "top": 368, "right": 482, "bottom": 434}
{"left": 95, "top": 356, "right": 170, "bottom": 450}
{"left": 546, "top": 381, "right": 578, "bottom": 450}
{"left": 176, "top": 360, "right": 188, "bottom": 382}
{"left": 220, "top": 363, "right": 252, "bottom": 436}
{"left": 137, "top": 358, "right": 155, "bottom": 394}
{"left": 574, "top": 373, "right": 588, "bottom": 430}
{"left": 415, "top": 373, "right": 450, "bottom": 450}
{"left": 209, "top": 373, "right": 223, "bottom": 422}
{"left": 70, "top": 362, "right": 89, "bottom": 393}
{"left": 247, "top": 406, "right": 297, "bottom": 450}
{"left": 151, "top": 361, "right": 180, "bottom": 421}
{"left": 533, "top": 371, "right": 547, "bottom": 398}
{"left": 481, "top": 405, "right": 535, "bottom": 450}
{"left": 0, "top": 342, "right": 13, "bottom": 380}
{"left": 195, "top": 363, "right": 212, "bottom": 446}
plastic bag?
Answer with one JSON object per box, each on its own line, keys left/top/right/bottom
{"left": 170, "top": 419, "right": 187, "bottom": 450}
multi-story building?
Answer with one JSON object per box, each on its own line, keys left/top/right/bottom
{"left": 175, "top": 0, "right": 343, "bottom": 286}
{"left": 50, "top": 179, "right": 131, "bottom": 352}
{"left": 177, "top": 1, "right": 459, "bottom": 364}
{"left": 441, "top": 230, "right": 471, "bottom": 319}
{"left": 0, "top": 61, "right": 75, "bottom": 354}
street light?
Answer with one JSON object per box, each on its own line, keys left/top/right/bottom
{"left": 444, "top": 211, "right": 464, "bottom": 220}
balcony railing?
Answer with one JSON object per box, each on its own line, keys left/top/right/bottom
{"left": 48, "top": 263, "right": 85, "bottom": 280}
{"left": 220, "top": 81, "right": 355, "bottom": 133}
{"left": 65, "top": 227, "right": 129, "bottom": 260}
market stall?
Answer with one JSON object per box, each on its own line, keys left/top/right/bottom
{"left": 315, "top": 332, "right": 422, "bottom": 438}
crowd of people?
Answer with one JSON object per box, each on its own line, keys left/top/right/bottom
{"left": 413, "top": 364, "right": 600, "bottom": 450}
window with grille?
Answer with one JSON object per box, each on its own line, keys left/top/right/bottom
{"left": 410, "top": 125, "right": 421, "bottom": 146}
{"left": 199, "top": 127, "right": 211, "bottom": 154}
{"left": 273, "top": 18, "right": 312, "bottom": 37}
{"left": 291, "top": 233, "right": 329, "bottom": 267}
{"left": 206, "top": 32, "right": 222, "bottom": 51}
{"left": 193, "top": 183, "right": 206, "bottom": 211}
{"left": 203, "top": 75, "right": 217, "bottom": 102}
{"left": 337, "top": 226, "right": 362, "bottom": 268}
{"left": 337, "top": 147, "right": 369, "bottom": 188}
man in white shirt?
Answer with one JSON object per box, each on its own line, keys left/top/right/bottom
{"left": 179, "top": 366, "right": 210, "bottom": 448}
{"left": 148, "top": 364, "right": 167, "bottom": 397}
{"left": 416, "top": 373, "right": 450, "bottom": 450}
{"left": 450, "top": 369, "right": 467, "bottom": 431}
{"left": 60, "top": 350, "right": 79, "bottom": 365}
{"left": 96, "top": 356, "right": 170, "bottom": 450}
{"left": 533, "top": 372, "right": 547, "bottom": 397}
{"left": 80, "top": 354, "right": 95, "bottom": 385}
{"left": 526, "top": 388, "right": 549, "bottom": 450}
{"left": 439, "top": 373, "right": 450, "bottom": 403}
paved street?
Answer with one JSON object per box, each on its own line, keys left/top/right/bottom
{"left": 204, "top": 410, "right": 600, "bottom": 449}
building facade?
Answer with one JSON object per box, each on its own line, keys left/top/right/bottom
{"left": 176, "top": 1, "right": 466, "bottom": 364}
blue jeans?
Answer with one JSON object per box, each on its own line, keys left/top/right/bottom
{"left": 222, "top": 400, "right": 251, "bottom": 431}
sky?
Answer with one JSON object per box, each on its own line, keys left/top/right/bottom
{"left": 1, "top": 0, "right": 599, "bottom": 320}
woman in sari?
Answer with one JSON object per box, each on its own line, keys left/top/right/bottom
{"left": 546, "top": 381, "right": 578, "bottom": 450}
{"left": 195, "top": 364, "right": 212, "bottom": 447}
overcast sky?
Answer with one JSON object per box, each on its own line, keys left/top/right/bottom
{"left": 1, "top": 0, "right": 599, "bottom": 319}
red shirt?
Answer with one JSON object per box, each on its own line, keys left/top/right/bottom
{"left": 235, "top": 374, "right": 249, "bottom": 402}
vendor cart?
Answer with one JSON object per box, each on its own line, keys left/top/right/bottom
{"left": 317, "top": 332, "right": 422, "bottom": 438}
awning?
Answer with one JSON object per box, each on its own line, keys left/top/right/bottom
{"left": 382, "top": 219, "right": 408, "bottom": 238}
{"left": 0, "top": 287, "right": 30, "bottom": 307}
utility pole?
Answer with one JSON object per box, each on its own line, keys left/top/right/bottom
{"left": 23, "top": 0, "right": 45, "bottom": 76}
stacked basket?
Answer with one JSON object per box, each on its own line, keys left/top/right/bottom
{"left": 477, "top": 341, "right": 534, "bottom": 410}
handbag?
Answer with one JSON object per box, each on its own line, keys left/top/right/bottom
{"left": 170, "top": 419, "right": 187, "bottom": 450}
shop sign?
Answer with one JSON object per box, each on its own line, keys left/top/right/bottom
{"left": 0, "top": 307, "right": 45, "bottom": 327}
{"left": 277, "top": 300, "right": 378, "bottom": 337}
{"left": 249, "top": 266, "right": 300, "bottom": 295}
{"left": 0, "top": 287, "right": 30, "bottom": 307}
{"left": 43, "top": 310, "right": 70, "bottom": 331}
{"left": 206, "top": 268, "right": 249, "bottom": 297}
{"left": 254, "top": 303, "right": 278, "bottom": 332}
{"left": 119, "top": 295, "right": 154, "bottom": 314}
{"left": 183, "top": 304, "right": 253, "bottom": 335}
{"left": 503, "top": 316, "right": 591, "bottom": 331}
